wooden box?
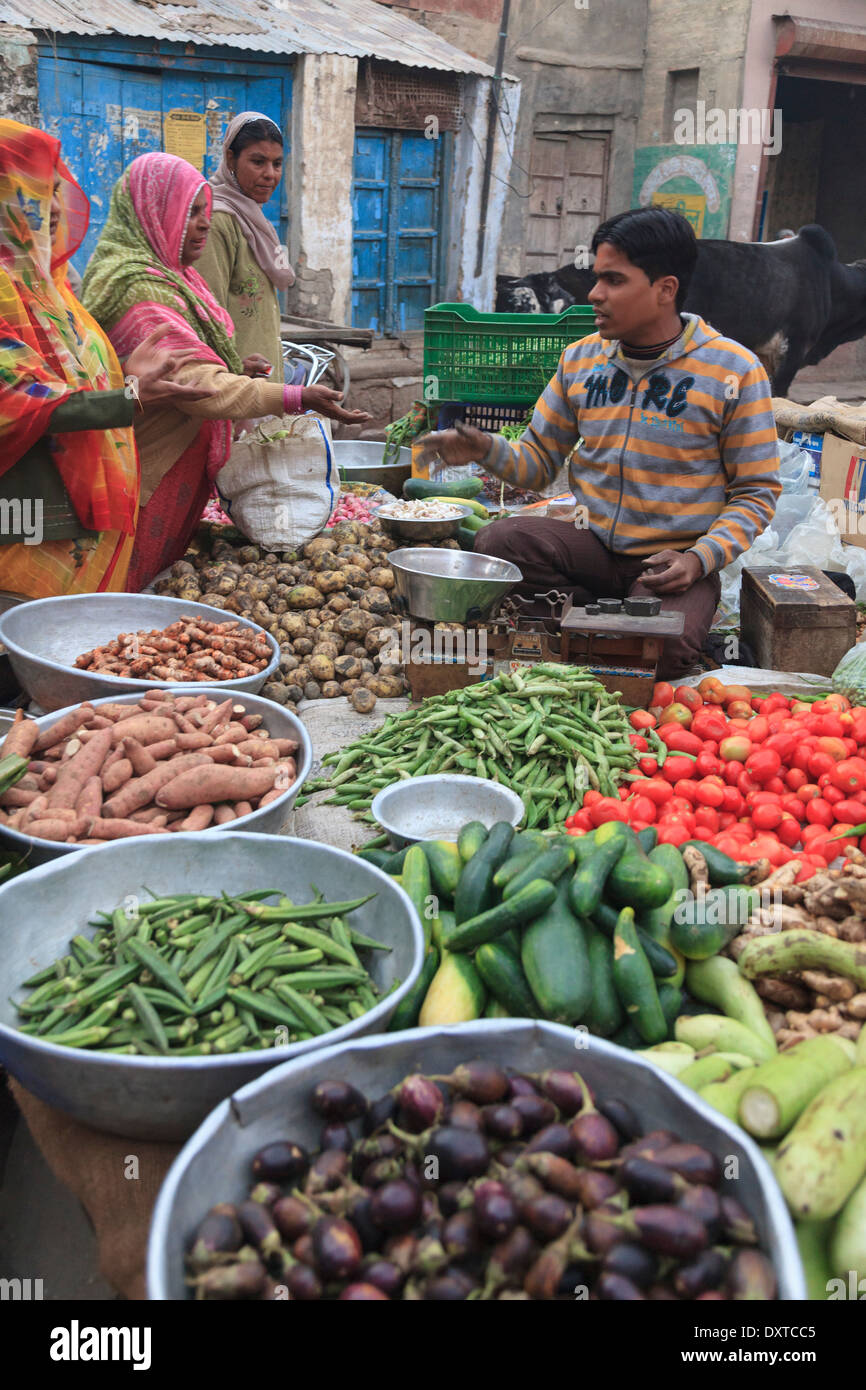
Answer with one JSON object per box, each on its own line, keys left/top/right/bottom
{"left": 740, "top": 567, "right": 856, "bottom": 676}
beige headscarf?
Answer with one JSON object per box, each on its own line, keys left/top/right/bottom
{"left": 210, "top": 110, "right": 295, "bottom": 291}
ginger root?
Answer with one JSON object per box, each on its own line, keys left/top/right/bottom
{"left": 799, "top": 970, "right": 856, "bottom": 1002}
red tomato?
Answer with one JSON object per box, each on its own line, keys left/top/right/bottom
{"left": 728, "top": 718, "right": 755, "bottom": 735}
{"left": 745, "top": 748, "right": 781, "bottom": 784}
{"left": 746, "top": 716, "right": 769, "bottom": 743}
{"left": 763, "top": 694, "right": 790, "bottom": 714}
{"left": 638, "top": 756, "right": 659, "bottom": 777}
{"left": 720, "top": 735, "right": 751, "bottom": 763}
{"left": 583, "top": 790, "right": 602, "bottom": 806}
{"left": 629, "top": 710, "right": 656, "bottom": 731}
{"left": 738, "top": 771, "right": 761, "bottom": 797}
{"left": 805, "top": 798, "right": 834, "bottom": 828}
{"left": 652, "top": 682, "right": 674, "bottom": 709}
{"left": 658, "top": 724, "right": 703, "bottom": 755}
{"left": 619, "top": 785, "right": 632, "bottom": 800}
{"left": 796, "top": 783, "right": 821, "bottom": 804}
{"left": 819, "top": 715, "right": 846, "bottom": 739}
{"left": 629, "top": 734, "right": 649, "bottom": 752}
{"left": 589, "top": 797, "right": 629, "bottom": 826}
{"left": 750, "top": 834, "right": 787, "bottom": 866}
{"left": 816, "top": 736, "right": 848, "bottom": 762}
{"left": 824, "top": 694, "right": 851, "bottom": 711}
{"left": 690, "top": 707, "right": 728, "bottom": 742}
{"left": 823, "top": 785, "right": 845, "bottom": 806}
{"left": 751, "top": 790, "right": 782, "bottom": 807}
{"left": 661, "top": 756, "right": 698, "bottom": 784}
{"left": 781, "top": 794, "right": 807, "bottom": 821}
{"left": 804, "top": 832, "right": 835, "bottom": 863}
{"left": 664, "top": 703, "right": 694, "bottom": 728}
{"left": 764, "top": 732, "right": 796, "bottom": 762}
{"left": 785, "top": 767, "right": 808, "bottom": 791}
{"left": 567, "top": 810, "right": 594, "bottom": 832}
{"left": 727, "top": 700, "right": 754, "bottom": 720}
{"left": 674, "top": 685, "right": 703, "bottom": 712}
{"left": 665, "top": 795, "right": 696, "bottom": 818}
{"left": 721, "top": 787, "right": 744, "bottom": 815}
{"left": 641, "top": 778, "right": 674, "bottom": 806}
{"left": 843, "top": 738, "right": 859, "bottom": 756}
{"left": 828, "top": 824, "right": 858, "bottom": 852}
{"left": 776, "top": 814, "right": 802, "bottom": 848}
{"left": 808, "top": 750, "right": 836, "bottom": 780}
{"left": 727, "top": 823, "right": 753, "bottom": 842}
{"left": 833, "top": 799, "right": 866, "bottom": 826}
{"left": 628, "top": 795, "right": 657, "bottom": 824}
{"left": 648, "top": 707, "right": 666, "bottom": 724}
{"left": 791, "top": 744, "right": 814, "bottom": 774}
{"left": 694, "top": 806, "right": 720, "bottom": 835}
{"left": 714, "top": 835, "right": 746, "bottom": 858}
{"left": 717, "top": 812, "right": 737, "bottom": 830}
{"left": 694, "top": 778, "right": 725, "bottom": 809}
{"left": 723, "top": 761, "right": 744, "bottom": 786}
{"left": 802, "top": 822, "right": 829, "bottom": 844}
{"left": 694, "top": 751, "right": 722, "bottom": 778}
{"left": 831, "top": 758, "right": 866, "bottom": 795}
{"left": 656, "top": 821, "right": 693, "bottom": 846}
{"left": 630, "top": 820, "right": 651, "bottom": 834}
{"left": 752, "top": 802, "right": 783, "bottom": 831}
{"left": 762, "top": 777, "right": 785, "bottom": 796}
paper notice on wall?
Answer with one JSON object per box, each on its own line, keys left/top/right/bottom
{"left": 163, "top": 111, "right": 207, "bottom": 171}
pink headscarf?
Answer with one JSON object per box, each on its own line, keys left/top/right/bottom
{"left": 210, "top": 111, "right": 295, "bottom": 292}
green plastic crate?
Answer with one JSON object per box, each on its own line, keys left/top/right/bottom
{"left": 423, "top": 302, "right": 598, "bottom": 406}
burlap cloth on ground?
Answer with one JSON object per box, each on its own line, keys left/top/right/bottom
{"left": 6, "top": 696, "right": 411, "bottom": 1298}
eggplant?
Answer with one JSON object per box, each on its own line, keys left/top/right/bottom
{"left": 292, "top": 1233, "right": 315, "bottom": 1265}
{"left": 573, "top": 1169, "right": 620, "bottom": 1210}
{"left": 506, "top": 1072, "right": 540, "bottom": 1099}
{"left": 494, "top": 1143, "right": 524, "bottom": 1169}
{"left": 448, "top": 1099, "right": 484, "bottom": 1131}
{"left": 720, "top": 1195, "right": 759, "bottom": 1246}
{"left": 237, "top": 1199, "right": 283, "bottom": 1259}
{"left": 595, "top": 1096, "right": 641, "bottom": 1140}
{"left": 437, "top": 1060, "right": 509, "bottom": 1105}
{"left": 678, "top": 1184, "right": 723, "bottom": 1239}
{"left": 673, "top": 1248, "right": 728, "bottom": 1298}
{"left": 370, "top": 1179, "right": 423, "bottom": 1233}
{"left": 620, "top": 1157, "right": 683, "bottom": 1205}
{"left": 502, "top": 1169, "right": 545, "bottom": 1211}
{"left": 193, "top": 1260, "right": 267, "bottom": 1300}
{"left": 582, "top": 1210, "right": 624, "bottom": 1256}
{"left": 620, "top": 1129, "right": 679, "bottom": 1162}
{"left": 311, "top": 1216, "right": 363, "bottom": 1281}
{"left": 602, "top": 1242, "right": 658, "bottom": 1289}
{"left": 383, "top": 1233, "right": 418, "bottom": 1273}
{"left": 473, "top": 1181, "right": 518, "bottom": 1240}
{"left": 443, "top": 1209, "right": 482, "bottom": 1260}
{"left": 320, "top": 1121, "right": 354, "bottom": 1153}
{"left": 272, "top": 1196, "right": 313, "bottom": 1244}
{"left": 363, "top": 1092, "right": 398, "bottom": 1135}
{"left": 363, "top": 1258, "right": 405, "bottom": 1297}
{"left": 625, "top": 1206, "right": 709, "bottom": 1258}
{"left": 310, "top": 1079, "right": 368, "bottom": 1121}
{"left": 305, "top": 1148, "right": 350, "bottom": 1194}
{"left": 511, "top": 1094, "right": 558, "bottom": 1135}
{"left": 427, "top": 1126, "right": 490, "bottom": 1181}
{"left": 570, "top": 1111, "right": 620, "bottom": 1163}
{"left": 653, "top": 1142, "right": 721, "bottom": 1188}
{"left": 412, "top": 1234, "right": 448, "bottom": 1276}
{"left": 647, "top": 1284, "right": 680, "bottom": 1300}
{"left": 423, "top": 1268, "right": 476, "bottom": 1300}
{"left": 485, "top": 1226, "right": 538, "bottom": 1291}
{"left": 523, "top": 1223, "right": 578, "bottom": 1300}
{"left": 522, "top": 1153, "right": 584, "bottom": 1200}
{"left": 251, "top": 1140, "right": 308, "bottom": 1183}
{"left": 249, "top": 1182, "right": 281, "bottom": 1207}
{"left": 339, "top": 1282, "right": 389, "bottom": 1299}
{"left": 597, "top": 1271, "right": 646, "bottom": 1300}
{"left": 187, "top": 1204, "right": 242, "bottom": 1273}
{"left": 438, "top": 1181, "right": 471, "bottom": 1217}
{"left": 285, "top": 1263, "right": 323, "bottom": 1300}
{"left": 362, "top": 1157, "right": 405, "bottom": 1188}
{"left": 726, "top": 1249, "right": 777, "bottom": 1300}
{"left": 482, "top": 1103, "right": 523, "bottom": 1140}
{"left": 522, "top": 1194, "right": 574, "bottom": 1241}
{"left": 523, "top": 1123, "right": 576, "bottom": 1159}
{"left": 347, "top": 1192, "right": 381, "bottom": 1253}
{"left": 538, "top": 1069, "right": 588, "bottom": 1116}
{"left": 398, "top": 1074, "right": 445, "bottom": 1130}
{"left": 353, "top": 1131, "right": 402, "bottom": 1173}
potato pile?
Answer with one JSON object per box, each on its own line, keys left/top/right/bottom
{"left": 153, "top": 520, "right": 445, "bottom": 714}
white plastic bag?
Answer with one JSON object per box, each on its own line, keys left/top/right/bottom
{"left": 217, "top": 414, "right": 337, "bottom": 550}
{"left": 777, "top": 440, "right": 812, "bottom": 495}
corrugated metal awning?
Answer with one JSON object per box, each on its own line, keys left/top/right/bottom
{"left": 0, "top": 0, "right": 496, "bottom": 74}
{"left": 775, "top": 15, "right": 866, "bottom": 65}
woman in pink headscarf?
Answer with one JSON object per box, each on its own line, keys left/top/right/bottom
{"left": 82, "top": 152, "right": 367, "bottom": 590}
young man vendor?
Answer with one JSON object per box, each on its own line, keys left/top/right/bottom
{"left": 420, "top": 207, "right": 781, "bottom": 678}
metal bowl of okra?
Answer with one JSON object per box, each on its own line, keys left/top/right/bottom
{"left": 0, "top": 832, "right": 424, "bottom": 1141}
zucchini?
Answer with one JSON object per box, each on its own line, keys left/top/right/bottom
{"left": 447, "top": 879, "right": 558, "bottom": 953}
{"left": 521, "top": 880, "right": 592, "bottom": 1024}
{"left": 611, "top": 906, "right": 667, "bottom": 1044}
{"left": 607, "top": 853, "right": 673, "bottom": 911}
{"left": 677, "top": 1054, "right": 738, "bottom": 1090}
{"left": 498, "top": 928, "right": 522, "bottom": 958}
{"left": 459, "top": 512, "right": 487, "bottom": 533}
{"left": 457, "top": 821, "right": 488, "bottom": 862}
{"left": 682, "top": 840, "right": 752, "bottom": 885}
{"left": 403, "top": 475, "right": 484, "bottom": 501}
{"left": 637, "top": 827, "right": 658, "bottom": 853}
{"left": 401, "top": 844, "right": 433, "bottom": 950}
{"left": 421, "top": 839, "right": 463, "bottom": 898}
{"left": 476, "top": 941, "right": 540, "bottom": 1018}
{"left": 503, "top": 843, "right": 574, "bottom": 900}
{"left": 670, "top": 886, "right": 759, "bottom": 960}
{"left": 775, "top": 1067, "right": 866, "bottom": 1221}
{"left": 418, "top": 951, "right": 486, "bottom": 1026}
{"left": 381, "top": 846, "right": 410, "bottom": 875}
{"left": 568, "top": 820, "right": 629, "bottom": 917}
{"left": 571, "top": 828, "right": 600, "bottom": 862}
{"left": 684, "top": 955, "right": 778, "bottom": 1056}
{"left": 699, "top": 1065, "right": 760, "bottom": 1123}
{"left": 387, "top": 948, "right": 439, "bottom": 1031}
{"left": 674, "top": 1013, "right": 776, "bottom": 1064}
{"left": 582, "top": 922, "right": 623, "bottom": 1038}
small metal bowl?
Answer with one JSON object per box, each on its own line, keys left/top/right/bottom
{"left": 376, "top": 503, "right": 472, "bottom": 543}
{"left": 0, "top": 593, "right": 280, "bottom": 713}
{"left": 371, "top": 774, "right": 525, "bottom": 848}
{"left": 331, "top": 441, "right": 412, "bottom": 494}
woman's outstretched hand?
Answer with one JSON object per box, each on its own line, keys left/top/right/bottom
{"left": 302, "top": 384, "right": 371, "bottom": 425}
{"left": 242, "top": 354, "right": 273, "bottom": 378}
{"left": 124, "top": 324, "right": 217, "bottom": 406}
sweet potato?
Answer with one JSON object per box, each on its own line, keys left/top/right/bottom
{"left": 35, "top": 705, "right": 94, "bottom": 752}
{"left": 38, "top": 765, "right": 58, "bottom": 786}
{"left": 24, "top": 794, "right": 49, "bottom": 821}
{"left": 96, "top": 704, "right": 142, "bottom": 721}
{"left": 213, "top": 803, "right": 236, "bottom": 824}
{"left": 207, "top": 745, "right": 252, "bottom": 766}
{"left": 212, "top": 723, "right": 248, "bottom": 745}
{"left": 0, "top": 709, "right": 40, "bottom": 760}
{"left": 197, "top": 698, "right": 234, "bottom": 734}
{"left": 177, "top": 804, "right": 215, "bottom": 831}
{"left": 102, "top": 758, "right": 133, "bottom": 794}
{"left": 156, "top": 764, "right": 277, "bottom": 810}
{"left": 258, "top": 786, "right": 289, "bottom": 808}
{"left": 28, "top": 816, "right": 89, "bottom": 842}
{"left": 102, "top": 751, "right": 211, "bottom": 819}
{"left": 0, "top": 787, "right": 38, "bottom": 808}
{"left": 121, "top": 736, "right": 157, "bottom": 776}
{"left": 235, "top": 739, "right": 284, "bottom": 760}
{"left": 110, "top": 714, "right": 177, "bottom": 746}
{"left": 128, "top": 807, "right": 170, "bottom": 826}
{"left": 240, "top": 714, "right": 264, "bottom": 732}
{"left": 46, "top": 727, "right": 114, "bottom": 810}
{"left": 142, "top": 739, "right": 178, "bottom": 762}
{"left": 88, "top": 818, "right": 163, "bottom": 839}
{"left": 175, "top": 731, "right": 214, "bottom": 751}
{"left": 173, "top": 695, "right": 208, "bottom": 713}
{"left": 75, "top": 776, "right": 103, "bottom": 819}
{"left": 87, "top": 715, "right": 115, "bottom": 729}
{"left": 61, "top": 737, "right": 82, "bottom": 759}
{"left": 234, "top": 801, "right": 253, "bottom": 818}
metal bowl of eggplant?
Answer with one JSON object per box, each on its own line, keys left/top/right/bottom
{"left": 0, "top": 832, "right": 424, "bottom": 1141}
{"left": 146, "top": 1019, "right": 805, "bottom": 1300}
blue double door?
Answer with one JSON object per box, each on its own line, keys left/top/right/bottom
{"left": 352, "top": 128, "right": 447, "bottom": 334}
{"left": 38, "top": 45, "right": 292, "bottom": 273}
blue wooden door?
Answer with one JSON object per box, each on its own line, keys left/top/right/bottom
{"left": 39, "top": 47, "right": 292, "bottom": 274}
{"left": 352, "top": 129, "right": 445, "bottom": 334}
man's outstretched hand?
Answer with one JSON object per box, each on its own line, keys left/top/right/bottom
{"left": 415, "top": 420, "right": 492, "bottom": 467}
{"left": 639, "top": 549, "right": 704, "bottom": 595}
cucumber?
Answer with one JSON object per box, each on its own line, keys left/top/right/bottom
{"left": 355, "top": 847, "right": 392, "bottom": 869}
{"left": 569, "top": 820, "right": 629, "bottom": 917}
{"left": 402, "top": 844, "right": 433, "bottom": 949}
{"left": 682, "top": 840, "right": 752, "bottom": 885}
{"left": 447, "top": 878, "right": 558, "bottom": 953}
{"left": 459, "top": 512, "right": 487, "bottom": 533}
{"left": 431, "top": 494, "right": 489, "bottom": 519}
{"left": 830, "top": 1171, "right": 866, "bottom": 1285}
{"left": 485, "top": 998, "right": 511, "bottom": 1019}
{"left": 796, "top": 1221, "right": 834, "bottom": 1301}
{"left": 637, "top": 1044, "right": 699, "bottom": 1076}
{"left": 509, "top": 830, "right": 550, "bottom": 856}
{"left": 477, "top": 822, "right": 515, "bottom": 865}
{"left": 775, "top": 1068, "right": 866, "bottom": 1221}
{"left": 503, "top": 843, "right": 574, "bottom": 900}
{"left": 421, "top": 839, "right": 463, "bottom": 898}
{"left": 685, "top": 955, "right": 779, "bottom": 1057}
{"left": 607, "top": 853, "right": 673, "bottom": 911}
{"left": 493, "top": 849, "right": 538, "bottom": 890}
{"left": 674, "top": 1013, "right": 776, "bottom": 1064}
{"left": 642, "top": 845, "right": 689, "bottom": 938}
{"left": 457, "top": 526, "right": 477, "bottom": 551}
{"left": 521, "top": 880, "right": 592, "bottom": 1024}
{"left": 457, "top": 821, "right": 488, "bottom": 862}
{"left": 432, "top": 908, "right": 456, "bottom": 953}
{"left": 454, "top": 823, "right": 515, "bottom": 924}
{"left": 637, "top": 827, "right": 658, "bottom": 852}
{"left": 381, "top": 846, "right": 410, "bottom": 875}
{"left": 657, "top": 982, "right": 683, "bottom": 1033}
{"left": 590, "top": 901, "right": 678, "bottom": 980}
{"left": 582, "top": 923, "right": 624, "bottom": 1037}
{"left": 387, "top": 948, "right": 439, "bottom": 1031}
{"left": 611, "top": 906, "right": 667, "bottom": 1044}
{"left": 498, "top": 928, "right": 522, "bottom": 958}
{"left": 571, "top": 828, "right": 600, "bottom": 862}
{"left": 611, "top": 1021, "right": 644, "bottom": 1050}
{"left": 404, "top": 475, "right": 484, "bottom": 501}
{"left": 476, "top": 941, "right": 540, "bottom": 1018}
{"left": 671, "top": 886, "right": 759, "bottom": 960}
{"left": 418, "top": 951, "right": 486, "bottom": 1026}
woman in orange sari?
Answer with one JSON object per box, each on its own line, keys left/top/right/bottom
{"left": 0, "top": 119, "right": 207, "bottom": 599}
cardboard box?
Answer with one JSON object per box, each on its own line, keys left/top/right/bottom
{"left": 819, "top": 433, "right": 866, "bottom": 550}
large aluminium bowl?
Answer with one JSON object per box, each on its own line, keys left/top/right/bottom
{"left": 0, "top": 833, "right": 424, "bottom": 1141}
{"left": 0, "top": 687, "right": 312, "bottom": 866}
{"left": 372, "top": 774, "right": 524, "bottom": 848}
{"left": 0, "top": 593, "right": 280, "bottom": 712}
{"left": 389, "top": 546, "right": 522, "bottom": 622}
{"left": 146, "top": 1020, "right": 805, "bottom": 1300}
{"left": 331, "top": 440, "right": 412, "bottom": 493}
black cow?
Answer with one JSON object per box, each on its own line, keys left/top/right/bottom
{"left": 495, "top": 226, "right": 866, "bottom": 396}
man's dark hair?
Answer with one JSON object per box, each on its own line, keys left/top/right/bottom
{"left": 591, "top": 207, "right": 698, "bottom": 310}
{"left": 229, "top": 118, "right": 283, "bottom": 155}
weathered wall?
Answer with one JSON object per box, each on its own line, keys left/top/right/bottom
{"left": 286, "top": 52, "right": 357, "bottom": 323}
{"left": 0, "top": 27, "right": 39, "bottom": 125}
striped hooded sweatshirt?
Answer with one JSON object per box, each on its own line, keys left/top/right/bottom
{"left": 481, "top": 313, "right": 781, "bottom": 574}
